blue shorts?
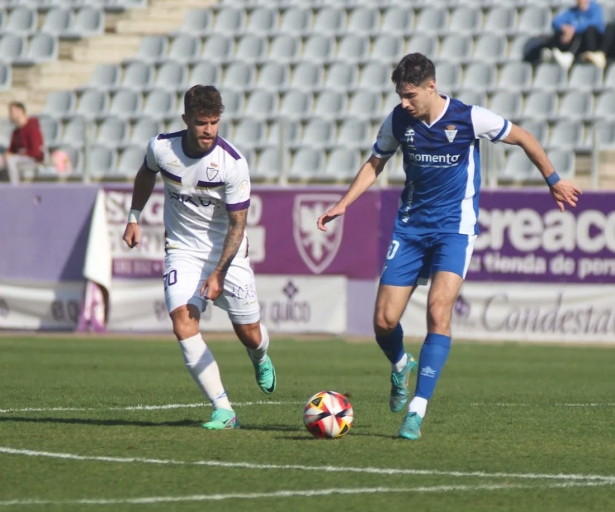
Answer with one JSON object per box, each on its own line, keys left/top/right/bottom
{"left": 380, "top": 232, "right": 477, "bottom": 287}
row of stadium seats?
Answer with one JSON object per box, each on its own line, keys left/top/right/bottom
{"left": 0, "top": 6, "right": 104, "bottom": 37}
{"left": 81, "top": 60, "right": 615, "bottom": 96}
{"left": 126, "top": 33, "right": 535, "bottom": 67}
{"left": 39, "top": 86, "right": 615, "bottom": 123}
{"left": 26, "top": 143, "right": 578, "bottom": 185}
{"left": 174, "top": 5, "right": 613, "bottom": 38}
{"left": 216, "top": 0, "right": 615, "bottom": 7}
{"left": 0, "top": 0, "right": 146, "bottom": 13}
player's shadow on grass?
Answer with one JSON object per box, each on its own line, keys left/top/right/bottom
{"left": 0, "top": 416, "right": 198, "bottom": 428}
{"left": 241, "top": 424, "right": 396, "bottom": 440}
{"left": 240, "top": 424, "right": 302, "bottom": 433}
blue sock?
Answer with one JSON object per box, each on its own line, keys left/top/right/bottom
{"left": 375, "top": 323, "right": 405, "bottom": 364}
{"left": 415, "top": 333, "right": 451, "bottom": 400}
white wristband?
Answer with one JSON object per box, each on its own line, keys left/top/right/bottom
{"left": 128, "top": 209, "right": 141, "bottom": 224}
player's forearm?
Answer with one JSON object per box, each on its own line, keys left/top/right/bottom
{"left": 130, "top": 166, "right": 157, "bottom": 212}
{"left": 215, "top": 210, "right": 248, "bottom": 274}
{"left": 339, "top": 156, "right": 384, "bottom": 209}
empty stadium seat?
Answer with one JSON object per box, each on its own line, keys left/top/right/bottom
{"left": 268, "top": 34, "right": 300, "bottom": 63}
{"left": 256, "top": 62, "right": 290, "bottom": 91}
{"left": 380, "top": 6, "right": 414, "bottom": 36}
{"left": 289, "top": 147, "right": 324, "bottom": 180}
{"left": 300, "top": 118, "right": 334, "bottom": 149}
{"left": 116, "top": 145, "right": 145, "bottom": 178}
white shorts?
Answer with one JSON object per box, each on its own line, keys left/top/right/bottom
{"left": 164, "top": 250, "right": 260, "bottom": 325}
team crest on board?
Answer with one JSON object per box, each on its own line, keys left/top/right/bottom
{"left": 206, "top": 166, "right": 219, "bottom": 181}
{"left": 444, "top": 125, "right": 458, "bottom": 143}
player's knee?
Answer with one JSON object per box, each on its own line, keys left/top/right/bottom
{"left": 171, "top": 306, "right": 200, "bottom": 341}
{"left": 427, "top": 301, "right": 452, "bottom": 332}
{"left": 373, "top": 313, "right": 397, "bottom": 336}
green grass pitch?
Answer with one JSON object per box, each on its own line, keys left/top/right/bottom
{"left": 0, "top": 336, "right": 614, "bottom": 511}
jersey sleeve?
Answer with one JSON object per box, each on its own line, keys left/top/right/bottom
{"left": 372, "top": 111, "right": 399, "bottom": 158}
{"left": 225, "top": 157, "right": 251, "bottom": 212}
{"left": 144, "top": 136, "right": 161, "bottom": 172}
{"left": 471, "top": 106, "right": 512, "bottom": 143}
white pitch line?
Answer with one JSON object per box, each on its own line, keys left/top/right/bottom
{"left": 0, "top": 401, "right": 302, "bottom": 414}
{"left": 2, "top": 447, "right": 615, "bottom": 484}
{"left": 0, "top": 481, "right": 613, "bottom": 507}
{"left": 470, "top": 403, "right": 615, "bottom": 408}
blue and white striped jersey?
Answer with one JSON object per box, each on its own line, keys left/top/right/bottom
{"left": 373, "top": 96, "right": 511, "bottom": 235}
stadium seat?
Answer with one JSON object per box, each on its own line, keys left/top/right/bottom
{"left": 61, "top": 116, "right": 87, "bottom": 148}
{"left": 508, "top": 34, "right": 532, "bottom": 62}
{"left": 175, "top": 9, "right": 212, "bottom": 36}
{"left": 380, "top": 6, "right": 414, "bottom": 36}
{"left": 121, "top": 62, "right": 154, "bottom": 91}
{"left": 347, "top": 7, "right": 380, "bottom": 36}
{"left": 521, "top": 90, "right": 557, "bottom": 121}
{"left": 0, "top": 33, "right": 26, "bottom": 63}
{"left": 483, "top": 6, "right": 517, "bottom": 35}
{"left": 587, "top": 120, "right": 615, "bottom": 148}
{"left": 254, "top": 147, "right": 282, "bottom": 180}
{"left": 244, "top": 89, "right": 278, "bottom": 120}
{"left": 266, "top": 119, "right": 300, "bottom": 148}
{"left": 128, "top": 35, "right": 167, "bottom": 64}
{"left": 547, "top": 120, "right": 585, "bottom": 152}
{"left": 490, "top": 91, "right": 522, "bottom": 121}
{"left": 439, "top": 35, "right": 472, "bottom": 64}
{"left": 116, "top": 145, "right": 145, "bottom": 179}
{"left": 517, "top": 6, "right": 552, "bottom": 35}
{"left": 278, "top": 89, "right": 313, "bottom": 120}
{"left": 337, "top": 117, "right": 371, "bottom": 149}
{"left": 96, "top": 117, "right": 129, "bottom": 148}
{"left": 323, "top": 147, "right": 359, "bottom": 180}
{"left": 289, "top": 147, "right": 324, "bottom": 180}
{"left": 141, "top": 89, "right": 176, "bottom": 120}
{"left": 234, "top": 34, "right": 268, "bottom": 64}
{"left": 456, "top": 89, "right": 486, "bottom": 107}
{"left": 532, "top": 63, "right": 567, "bottom": 92}
{"left": 75, "top": 89, "right": 109, "bottom": 120}
{"left": 17, "top": 32, "right": 57, "bottom": 64}
{"left": 37, "top": 115, "right": 61, "bottom": 147}
{"left": 108, "top": 88, "right": 142, "bottom": 119}
{"left": 245, "top": 7, "right": 278, "bottom": 35}
{"left": 129, "top": 117, "right": 162, "bottom": 147}
{"left": 165, "top": 118, "right": 184, "bottom": 133}
{"left": 233, "top": 118, "right": 266, "bottom": 149}
{"left": 165, "top": 34, "right": 200, "bottom": 64}
{"left": 87, "top": 145, "right": 118, "bottom": 179}
{"left": 415, "top": 7, "right": 447, "bottom": 35}
{"left": 568, "top": 64, "right": 603, "bottom": 91}
{"left": 312, "top": 90, "right": 346, "bottom": 120}
{"left": 212, "top": 7, "right": 246, "bottom": 35}
{"left": 256, "top": 62, "right": 290, "bottom": 91}
{"left": 382, "top": 91, "right": 400, "bottom": 114}
{"left": 279, "top": 7, "right": 312, "bottom": 36}
{"left": 58, "top": 145, "right": 83, "bottom": 174}
{"left": 2, "top": 6, "right": 37, "bottom": 36}
{"left": 602, "top": 65, "right": 615, "bottom": 92}
{"left": 546, "top": 148, "right": 575, "bottom": 179}
{"left": 335, "top": 35, "right": 369, "bottom": 64}
{"left": 154, "top": 62, "right": 187, "bottom": 92}
{"left": 43, "top": 90, "right": 76, "bottom": 119}
{"left": 500, "top": 149, "right": 534, "bottom": 182}
{"left": 41, "top": 7, "right": 72, "bottom": 35}
{"left": 217, "top": 87, "right": 244, "bottom": 120}
{"left": 82, "top": 64, "right": 121, "bottom": 92}
{"left": 268, "top": 34, "right": 300, "bottom": 64}
{"left": 347, "top": 89, "right": 381, "bottom": 120}
{"left": 189, "top": 61, "right": 221, "bottom": 88}
{"left": 447, "top": 6, "right": 482, "bottom": 35}
{"left": 199, "top": 34, "right": 234, "bottom": 65}
{"left": 473, "top": 34, "right": 507, "bottom": 64}
{"left": 324, "top": 62, "right": 358, "bottom": 91}
{"left": 462, "top": 62, "right": 496, "bottom": 93}
{"left": 594, "top": 91, "right": 615, "bottom": 120}
{"left": 433, "top": 61, "right": 461, "bottom": 95}
{"left": 370, "top": 34, "right": 404, "bottom": 65}
{"left": 312, "top": 7, "right": 346, "bottom": 36}
{"left": 519, "top": 120, "right": 548, "bottom": 146}
{"left": 358, "top": 62, "right": 390, "bottom": 92}
{"left": 222, "top": 62, "right": 255, "bottom": 91}
{"left": 63, "top": 7, "right": 104, "bottom": 39}
{"left": 0, "top": 60, "right": 10, "bottom": 90}
{"left": 557, "top": 91, "right": 593, "bottom": 121}
{"left": 498, "top": 61, "right": 532, "bottom": 92}
{"left": 289, "top": 62, "right": 323, "bottom": 91}
{"left": 406, "top": 34, "right": 438, "bottom": 58}
{"left": 300, "top": 118, "right": 334, "bottom": 149}
{"left": 302, "top": 34, "right": 335, "bottom": 63}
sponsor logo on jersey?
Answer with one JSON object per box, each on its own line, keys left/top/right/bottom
{"left": 166, "top": 159, "right": 181, "bottom": 167}
{"left": 444, "top": 125, "right": 458, "bottom": 143}
{"left": 293, "top": 194, "right": 344, "bottom": 274}
{"left": 406, "top": 153, "right": 461, "bottom": 164}
{"left": 404, "top": 127, "right": 415, "bottom": 144}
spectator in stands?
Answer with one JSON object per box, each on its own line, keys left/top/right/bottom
{"left": 540, "top": 0, "right": 605, "bottom": 69}
{"left": 0, "top": 102, "right": 44, "bottom": 185}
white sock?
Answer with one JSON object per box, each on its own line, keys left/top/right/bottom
{"left": 392, "top": 352, "right": 408, "bottom": 373}
{"left": 409, "top": 396, "right": 428, "bottom": 418}
{"left": 247, "top": 324, "right": 270, "bottom": 364}
{"left": 178, "top": 334, "right": 232, "bottom": 411}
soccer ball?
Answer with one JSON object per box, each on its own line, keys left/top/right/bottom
{"left": 303, "top": 391, "right": 354, "bottom": 439}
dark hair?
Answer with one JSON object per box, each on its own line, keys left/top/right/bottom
{"left": 9, "top": 101, "right": 26, "bottom": 113}
{"left": 391, "top": 53, "right": 436, "bottom": 88}
{"left": 184, "top": 85, "right": 224, "bottom": 117}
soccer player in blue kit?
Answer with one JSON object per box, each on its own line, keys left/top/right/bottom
{"left": 317, "top": 53, "right": 581, "bottom": 440}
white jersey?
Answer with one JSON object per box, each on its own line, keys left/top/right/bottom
{"left": 145, "top": 130, "right": 251, "bottom": 261}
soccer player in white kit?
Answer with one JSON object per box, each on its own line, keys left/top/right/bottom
{"left": 122, "top": 85, "right": 275, "bottom": 430}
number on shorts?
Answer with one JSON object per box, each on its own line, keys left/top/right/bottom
{"left": 163, "top": 269, "right": 177, "bottom": 290}
{"left": 386, "top": 240, "right": 400, "bottom": 260}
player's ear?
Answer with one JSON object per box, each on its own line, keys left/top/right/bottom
{"left": 181, "top": 113, "right": 188, "bottom": 126}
